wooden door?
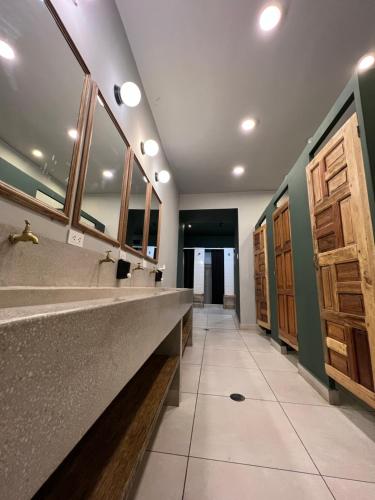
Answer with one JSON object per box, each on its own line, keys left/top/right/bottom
{"left": 253, "top": 225, "right": 270, "bottom": 329}
{"left": 306, "top": 113, "right": 375, "bottom": 408}
{"left": 273, "top": 200, "right": 298, "bottom": 349}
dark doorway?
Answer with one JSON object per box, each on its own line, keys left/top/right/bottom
{"left": 183, "top": 249, "right": 194, "bottom": 288}
{"left": 211, "top": 249, "right": 224, "bottom": 304}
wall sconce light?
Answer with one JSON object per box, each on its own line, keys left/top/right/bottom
{"left": 141, "top": 139, "right": 159, "bottom": 157}
{"left": 155, "top": 170, "right": 171, "bottom": 183}
{"left": 114, "top": 81, "right": 141, "bottom": 107}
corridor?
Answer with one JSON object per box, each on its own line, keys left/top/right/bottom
{"left": 131, "top": 306, "right": 375, "bottom": 500}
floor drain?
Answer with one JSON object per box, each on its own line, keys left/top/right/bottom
{"left": 230, "top": 393, "right": 245, "bottom": 402}
{"left": 204, "top": 328, "right": 209, "bottom": 331}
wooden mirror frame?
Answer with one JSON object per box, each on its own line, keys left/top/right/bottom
{"left": 144, "top": 187, "right": 162, "bottom": 264}
{"left": 0, "top": 0, "right": 92, "bottom": 225}
{"left": 72, "top": 85, "right": 131, "bottom": 246}
{"left": 120, "top": 152, "right": 151, "bottom": 258}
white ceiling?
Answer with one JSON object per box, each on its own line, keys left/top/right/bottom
{"left": 116, "top": 0, "right": 375, "bottom": 193}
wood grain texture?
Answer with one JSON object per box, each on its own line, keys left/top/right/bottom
{"left": 253, "top": 225, "right": 270, "bottom": 329}
{"left": 273, "top": 200, "right": 298, "bottom": 349}
{"left": 306, "top": 113, "right": 375, "bottom": 404}
{"left": 34, "top": 354, "right": 179, "bottom": 500}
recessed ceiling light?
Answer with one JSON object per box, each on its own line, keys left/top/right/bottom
{"left": 141, "top": 139, "right": 159, "bottom": 157}
{"left": 68, "top": 128, "right": 78, "bottom": 140}
{"left": 0, "top": 39, "right": 15, "bottom": 60}
{"left": 114, "top": 81, "right": 141, "bottom": 107}
{"left": 102, "top": 170, "right": 114, "bottom": 179}
{"left": 188, "top": 224, "right": 192, "bottom": 229}
{"left": 32, "top": 149, "right": 43, "bottom": 158}
{"left": 241, "top": 118, "right": 256, "bottom": 132}
{"left": 156, "top": 170, "right": 171, "bottom": 183}
{"left": 259, "top": 4, "right": 282, "bottom": 32}
{"left": 357, "top": 53, "right": 375, "bottom": 72}
{"left": 233, "top": 165, "right": 245, "bottom": 176}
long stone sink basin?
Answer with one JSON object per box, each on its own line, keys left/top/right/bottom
{"left": 0, "top": 286, "right": 193, "bottom": 500}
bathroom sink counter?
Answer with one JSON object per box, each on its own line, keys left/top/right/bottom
{"left": 0, "top": 286, "right": 193, "bottom": 500}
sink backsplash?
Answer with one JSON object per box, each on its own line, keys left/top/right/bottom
{"left": 0, "top": 223, "right": 157, "bottom": 288}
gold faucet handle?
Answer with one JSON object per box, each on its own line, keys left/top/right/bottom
{"left": 24, "top": 220, "right": 31, "bottom": 232}
{"left": 105, "top": 250, "right": 112, "bottom": 258}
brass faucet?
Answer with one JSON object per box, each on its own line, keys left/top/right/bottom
{"left": 149, "top": 267, "right": 157, "bottom": 275}
{"left": 9, "top": 220, "right": 39, "bottom": 244}
{"left": 133, "top": 262, "right": 145, "bottom": 271}
{"left": 99, "top": 250, "right": 115, "bottom": 264}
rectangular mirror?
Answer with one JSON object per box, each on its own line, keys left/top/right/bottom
{"left": 146, "top": 189, "right": 162, "bottom": 262}
{"left": 123, "top": 155, "right": 148, "bottom": 256}
{"left": 73, "top": 88, "right": 129, "bottom": 244}
{"left": 0, "top": 0, "right": 90, "bottom": 223}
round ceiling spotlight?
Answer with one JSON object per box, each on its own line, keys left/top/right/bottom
{"left": 259, "top": 4, "right": 282, "bottom": 32}
{"left": 0, "top": 39, "right": 15, "bottom": 60}
{"left": 155, "top": 170, "right": 171, "bottom": 183}
{"left": 114, "top": 81, "right": 141, "bottom": 107}
{"left": 241, "top": 117, "right": 257, "bottom": 133}
{"left": 357, "top": 53, "right": 375, "bottom": 72}
{"left": 68, "top": 128, "right": 78, "bottom": 140}
{"left": 141, "top": 139, "right": 159, "bottom": 157}
{"left": 233, "top": 165, "right": 245, "bottom": 176}
{"left": 102, "top": 170, "right": 114, "bottom": 179}
{"left": 31, "top": 149, "right": 43, "bottom": 159}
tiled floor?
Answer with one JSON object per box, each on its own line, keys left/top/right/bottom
{"left": 130, "top": 306, "right": 375, "bottom": 500}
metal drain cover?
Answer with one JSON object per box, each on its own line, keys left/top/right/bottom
{"left": 204, "top": 328, "right": 209, "bottom": 331}
{"left": 230, "top": 393, "right": 245, "bottom": 402}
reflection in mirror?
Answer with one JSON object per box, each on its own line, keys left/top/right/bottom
{"left": 125, "top": 159, "right": 148, "bottom": 253}
{"left": 147, "top": 190, "right": 161, "bottom": 260}
{"left": 79, "top": 95, "right": 128, "bottom": 240}
{"left": 0, "top": 0, "right": 87, "bottom": 215}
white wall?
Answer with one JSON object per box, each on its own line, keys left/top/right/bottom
{"left": 224, "top": 248, "right": 234, "bottom": 296}
{"left": 0, "top": 0, "right": 179, "bottom": 287}
{"left": 179, "top": 192, "right": 273, "bottom": 326}
{"left": 193, "top": 248, "right": 205, "bottom": 294}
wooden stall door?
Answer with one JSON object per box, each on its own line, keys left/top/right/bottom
{"left": 273, "top": 200, "right": 298, "bottom": 350}
{"left": 253, "top": 225, "right": 270, "bottom": 329}
{"left": 306, "top": 113, "right": 375, "bottom": 409}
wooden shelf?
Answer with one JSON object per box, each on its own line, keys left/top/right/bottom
{"left": 34, "top": 354, "right": 179, "bottom": 500}
{"left": 182, "top": 307, "right": 192, "bottom": 353}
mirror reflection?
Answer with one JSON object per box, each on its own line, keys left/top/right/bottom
{"left": 147, "top": 190, "right": 161, "bottom": 260}
{"left": 80, "top": 95, "right": 127, "bottom": 240}
{"left": 0, "top": 0, "right": 86, "bottom": 213}
{"left": 125, "top": 159, "right": 148, "bottom": 253}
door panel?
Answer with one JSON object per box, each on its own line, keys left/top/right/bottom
{"left": 253, "top": 225, "right": 270, "bottom": 329}
{"left": 306, "top": 113, "right": 375, "bottom": 408}
{"left": 273, "top": 200, "right": 298, "bottom": 349}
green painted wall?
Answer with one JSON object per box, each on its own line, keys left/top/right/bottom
{"left": 256, "top": 69, "right": 375, "bottom": 387}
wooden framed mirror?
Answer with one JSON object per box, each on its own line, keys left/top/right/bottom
{"left": 0, "top": 0, "right": 91, "bottom": 223}
{"left": 73, "top": 86, "right": 130, "bottom": 245}
{"left": 121, "top": 153, "right": 149, "bottom": 257}
{"left": 145, "top": 188, "right": 162, "bottom": 263}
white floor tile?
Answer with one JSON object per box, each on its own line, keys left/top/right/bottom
{"left": 207, "top": 316, "right": 237, "bottom": 329}
{"left": 190, "top": 395, "right": 317, "bottom": 473}
{"left": 282, "top": 403, "right": 375, "bottom": 481}
{"left": 203, "top": 347, "right": 259, "bottom": 369}
{"left": 205, "top": 332, "right": 247, "bottom": 350}
{"left": 199, "top": 365, "right": 276, "bottom": 400}
{"left": 181, "top": 364, "right": 201, "bottom": 393}
{"left": 182, "top": 346, "right": 204, "bottom": 365}
{"left": 130, "top": 452, "right": 187, "bottom": 500}
{"left": 252, "top": 351, "right": 298, "bottom": 371}
{"left": 324, "top": 476, "right": 375, "bottom": 499}
{"left": 263, "top": 370, "right": 328, "bottom": 405}
{"left": 149, "top": 393, "right": 196, "bottom": 455}
{"left": 241, "top": 332, "right": 274, "bottom": 352}
{"left": 184, "top": 458, "right": 332, "bottom": 500}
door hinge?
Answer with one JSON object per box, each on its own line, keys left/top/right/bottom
{"left": 357, "top": 125, "right": 361, "bottom": 137}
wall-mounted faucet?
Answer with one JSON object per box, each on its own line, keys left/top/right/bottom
{"left": 133, "top": 262, "right": 145, "bottom": 272}
{"left": 149, "top": 267, "right": 157, "bottom": 276}
{"left": 99, "top": 250, "right": 115, "bottom": 264}
{"left": 9, "top": 220, "right": 39, "bottom": 245}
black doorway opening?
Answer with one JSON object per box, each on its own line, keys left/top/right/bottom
{"left": 211, "top": 249, "right": 224, "bottom": 304}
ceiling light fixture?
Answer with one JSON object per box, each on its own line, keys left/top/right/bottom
{"left": 155, "top": 170, "right": 171, "bottom": 183}
{"left": 141, "top": 139, "right": 159, "bottom": 157}
{"left": 102, "top": 170, "right": 114, "bottom": 179}
{"left": 233, "top": 165, "right": 245, "bottom": 176}
{"left": 32, "top": 149, "right": 43, "bottom": 159}
{"left": 188, "top": 224, "right": 192, "bottom": 229}
{"left": 357, "top": 53, "right": 375, "bottom": 72}
{"left": 241, "top": 117, "right": 257, "bottom": 133}
{"left": 114, "top": 81, "right": 141, "bottom": 107}
{"left": 259, "top": 4, "right": 282, "bottom": 32}
{"left": 68, "top": 128, "right": 78, "bottom": 140}
{"left": 0, "top": 39, "right": 15, "bottom": 60}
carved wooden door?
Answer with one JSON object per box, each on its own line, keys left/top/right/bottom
{"left": 253, "top": 225, "right": 270, "bottom": 329}
{"left": 306, "top": 113, "right": 375, "bottom": 408}
{"left": 273, "top": 200, "right": 298, "bottom": 349}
